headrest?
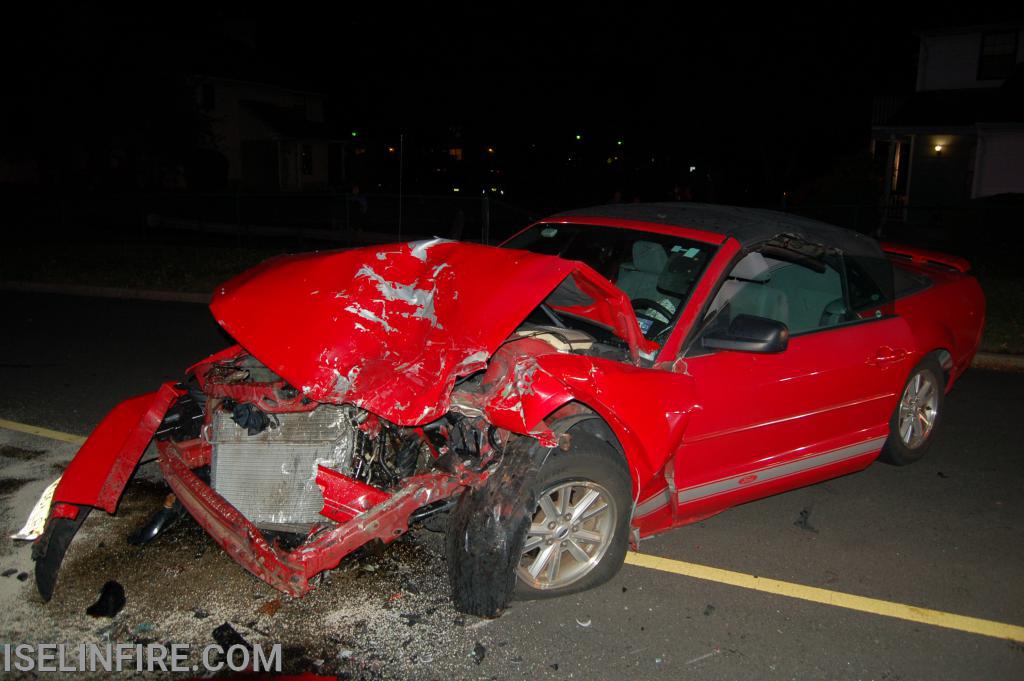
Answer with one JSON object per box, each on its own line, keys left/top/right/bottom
{"left": 631, "top": 241, "right": 669, "bottom": 273}
{"left": 729, "top": 252, "right": 771, "bottom": 283}
{"left": 658, "top": 253, "right": 702, "bottom": 297}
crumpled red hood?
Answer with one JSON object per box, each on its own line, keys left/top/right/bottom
{"left": 210, "top": 239, "right": 583, "bottom": 425}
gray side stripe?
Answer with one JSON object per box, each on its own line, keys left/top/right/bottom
{"left": 677, "top": 437, "right": 887, "bottom": 504}
{"left": 633, "top": 436, "right": 887, "bottom": 518}
{"left": 634, "top": 489, "right": 671, "bottom": 517}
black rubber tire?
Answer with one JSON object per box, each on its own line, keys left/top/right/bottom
{"left": 513, "top": 431, "right": 632, "bottom": 601}
{"left": 445, "top": 428, "right": 631, "bottom": 616}
{"left": 879, "top": 355, "right": 945, "bottom": 466}
{"left": 33, "top": 507, "right": 90, "bottom": 602}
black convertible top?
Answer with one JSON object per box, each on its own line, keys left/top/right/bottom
{"left": 550, "top": 202, "right": 883, "bottom": 258}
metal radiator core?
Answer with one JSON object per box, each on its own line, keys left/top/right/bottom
{"left": 210, "top": 405, "right": 356, "bottom": 531}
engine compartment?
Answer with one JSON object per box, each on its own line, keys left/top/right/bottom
{"left": 156, "top": 321, "right": 609, "bottom": 538}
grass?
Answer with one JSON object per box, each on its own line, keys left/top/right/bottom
{"left": 2, "top": 236, "right": 298, "bottom": 293}
{"left": 973, "top": 273, "right": 1024, "bottom": 355}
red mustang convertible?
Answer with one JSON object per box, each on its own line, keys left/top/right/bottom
{"left": 33, "top": 203, "right": 985, "bottom": 616}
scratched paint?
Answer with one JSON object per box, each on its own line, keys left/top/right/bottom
{"left": 208, "top": 240, "right": 636, "bottom": 427}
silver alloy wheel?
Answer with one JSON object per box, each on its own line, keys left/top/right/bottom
{"left": 898, "top": 370, "right": 939, "bottom": 449}
{"left": 516, "top": 480, "right": 617, "bottom": 590}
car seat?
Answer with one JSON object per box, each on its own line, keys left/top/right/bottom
{"left": 617, "top": 241, "right": 668, "bottom": 302}
{"left": 709, "top": 252, "right": 789, "bottom": 326}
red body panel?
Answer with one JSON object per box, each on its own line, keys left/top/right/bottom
{"left": 678, "top": 317, "right": 914, "bottom": 483}
{"left": 53, "top": 383, "right": 182, "bottom": 513}
{"left": 465, "top": 350, "right": 696, "bottom": 488}
{"left": 891, "top": 262, "right": 986, "bottom": 387}
{"left": 315, "top": 466, "right": 391, "bottom": 524}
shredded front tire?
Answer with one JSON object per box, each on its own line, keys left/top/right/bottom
{"left": 445, "top": 438, "right": 541, "bottom": 617}
{"left": 445, "top": 428, "right": 631, "bottom": 616}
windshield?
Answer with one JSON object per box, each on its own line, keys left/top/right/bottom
{"left": 503, "top": 222, "right": 716, "bottom": 346}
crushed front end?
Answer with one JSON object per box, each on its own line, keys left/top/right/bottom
{"left": 31, "top": 239, "right": 653, "bottom": 602}
{"left": 154, "top": 347, "right": 502, "bottom": 596}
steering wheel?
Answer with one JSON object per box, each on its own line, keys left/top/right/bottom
{"left": 631, "top": 298, "right": 674, "bottom": 323}
{"left": 631, "top": 298, "right": 674, "bottom": 338}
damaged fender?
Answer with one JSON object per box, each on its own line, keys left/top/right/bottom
{"left": 33, "top": 382, "right": 182, "bottom": 600}
{"left": 468, "top": 351, "right": 697, "bottom": 490}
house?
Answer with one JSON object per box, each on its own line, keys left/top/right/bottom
{"left": 872, "top": 24, "right": 1024, "bottom": 221}
{"left": 194, "top": 75, "right": 345, "bottom": 191}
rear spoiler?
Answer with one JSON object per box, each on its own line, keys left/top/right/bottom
{"left": 881, "top": 243, "right": 971, "bottom": 273}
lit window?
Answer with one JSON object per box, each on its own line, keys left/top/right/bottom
{"left": 449, "top": 147, "right": 463, "bottom": 161}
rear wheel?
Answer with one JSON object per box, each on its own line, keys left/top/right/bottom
{"left": 879, "top": 356, "right": 944, "bottom": 465}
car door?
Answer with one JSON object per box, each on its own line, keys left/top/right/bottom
{"left": 670, "top": 250, "right": 915, "bottom": 519}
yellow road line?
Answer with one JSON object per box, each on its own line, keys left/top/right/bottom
{"left": 4, "top": 417, "right": 1022, "bottom": 643}
{"left": 625, "top": 552, "right": 1024, "bottom": 643}
{"left": 0, "top": 418, "right": 86, "bottom": 445}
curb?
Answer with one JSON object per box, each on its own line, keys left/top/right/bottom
{"left": 4, "top": 281, "right": 1023, "bottom": 371}
{"left": 971, "top": 351, "right": 1024, "bottom": 372}
{"left": 1, "top": 281, "right": 210, "bottom": 305}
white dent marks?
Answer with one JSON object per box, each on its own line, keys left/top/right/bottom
{"left": 458, "top": 350, "right": 490, "bottom": 373}
{"left": 354, "top": 265, "right": 441, "bottom": 328}
{"left": 500, "top": 359, "right": 539, "bottom": 399}
{"left": 334, "top": 366, "right": 362, "bottom": 398}
{"left": 344, "top": 303, "right": 394, "bottom": 333}
{"left": 395, "top": 360, "right": 424, "bottom": 376}
{"left": 408, "top": 237, "right": 453, "bottom": 261}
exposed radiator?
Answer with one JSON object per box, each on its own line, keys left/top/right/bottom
{"left": 210, "top": 405, "right": 356, "bottom": 532}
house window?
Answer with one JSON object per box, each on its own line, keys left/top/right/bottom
{"left": 977, "top": 30, "right": 1018, "bottom": 80}
{"left": 301, "top": 144, "right": 313, "bottom": 176}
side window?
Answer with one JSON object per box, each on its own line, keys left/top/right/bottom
{"left": 843, "top": 255, "right": 894, "bottom": 318}
{"left": 705, "top": 251, "right": 849, "bottom": 336}
{"left": 764, "top": 259, "right": 845, "bottom": 333}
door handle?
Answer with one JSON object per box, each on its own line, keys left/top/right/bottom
{"left": 866, "top": 346, "right": 907, "bottom": 367}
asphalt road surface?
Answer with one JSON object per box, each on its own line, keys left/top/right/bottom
{"left": 1, "top": 291, "right": 1022, "bottom": 680}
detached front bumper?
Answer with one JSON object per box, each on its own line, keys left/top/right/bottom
{"left": 34, "top": 383, "right": 184, "bottom": 601}
{"left": 157, "top": 438, "right": 477, "bottom": 596}
{"left": 35, "top": 378, "right": 485, "bottom": 601}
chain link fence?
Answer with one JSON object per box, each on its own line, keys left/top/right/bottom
{"left": 1, "top": 190, "right": 539, "bottom": 248}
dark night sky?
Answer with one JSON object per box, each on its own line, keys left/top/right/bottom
{"left": 2, "top": 1, "right": 1020, "bottom": 205}
{"left": 10, "top": 1, "right": 1002, "bottom": 129}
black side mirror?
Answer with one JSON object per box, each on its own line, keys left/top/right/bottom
{"left": 702, "top": 314, "right": 789, "bottom": 354}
